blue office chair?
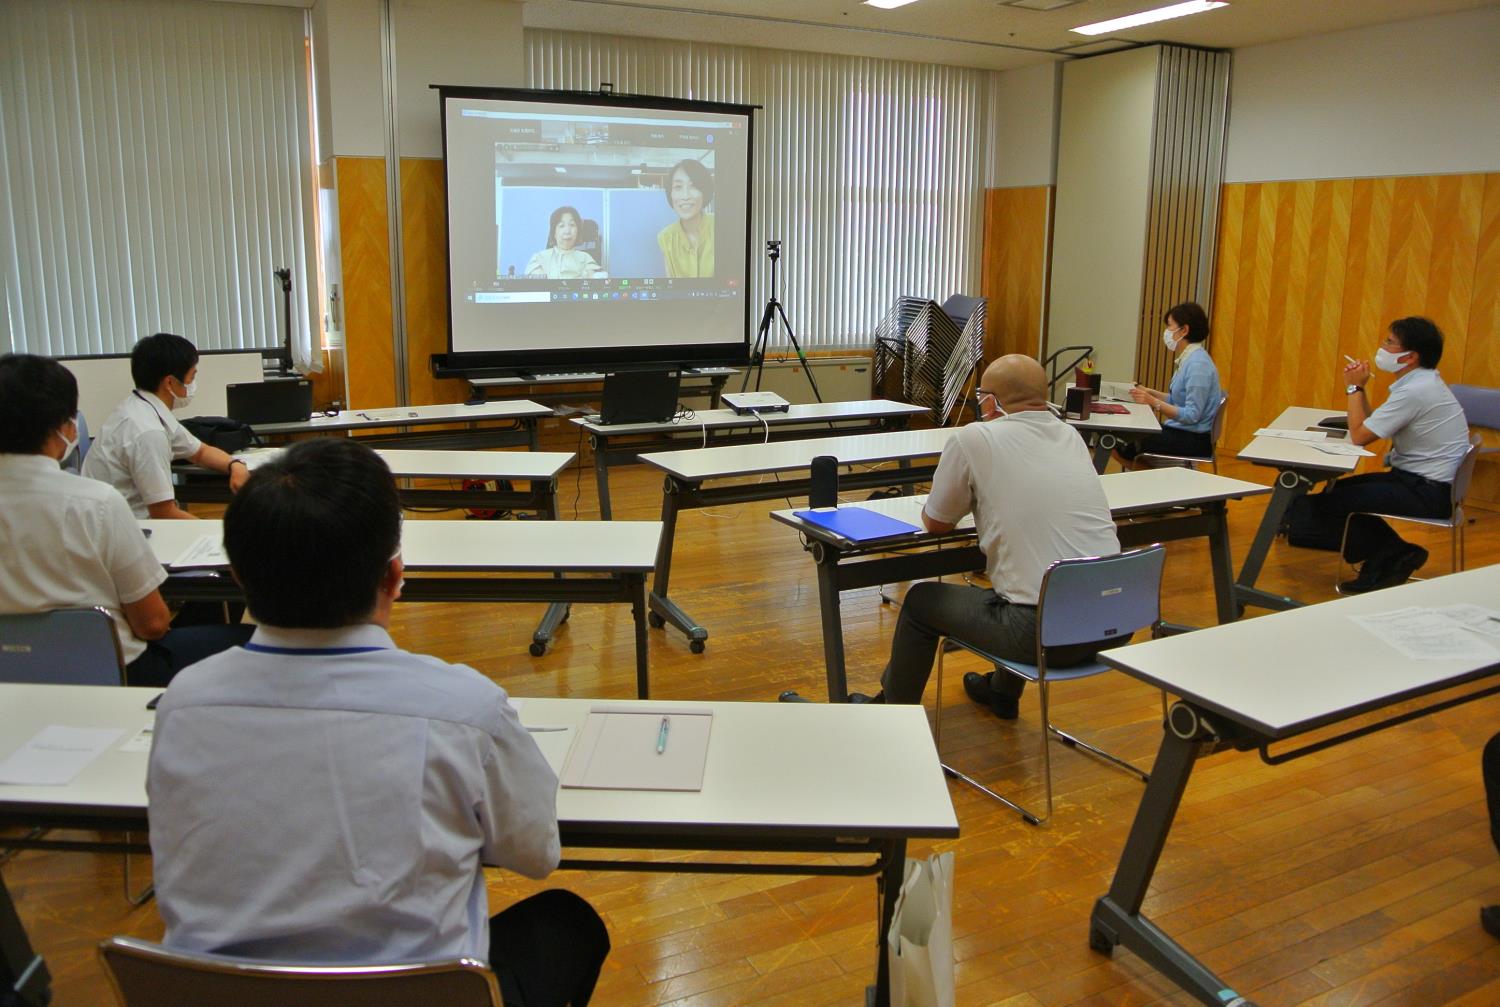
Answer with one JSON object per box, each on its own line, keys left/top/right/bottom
{"left": 1136, "top": 393, "right": 1229, "bottom": 473}
{"left": 0, "top": 607, "right": 124, "bottom": 686}
{"left": 1335, "top": 435, "right": 1483, "bottom": 590}
{"left": 99, "top": 937, "right": 503, "bottom": 1007}
{"left": 932, "top": 545, "right": 1167, "bottom": 825}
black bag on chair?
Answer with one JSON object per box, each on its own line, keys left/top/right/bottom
{"left": 181, "top": 416, "right": 258, "bottom": 454}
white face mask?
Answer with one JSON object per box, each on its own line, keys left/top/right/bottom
{"left": 57, "top": 419, "right": 79, "bottom": 464}
{"left": 171, "top": 377, "right": 197, "bottom": 410}
{"left": 1374, "top": 347, "right": 1409, "bottom": 373}
{"left": 1162, "top": 329, "right": 1178, "bottom": 351}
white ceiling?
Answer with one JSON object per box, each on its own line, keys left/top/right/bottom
{"left": 523, "top": 0, "right": 1499, "bottom": 70}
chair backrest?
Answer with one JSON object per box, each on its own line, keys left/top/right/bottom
{"left": 1451, "top": 434, "right": 1483, "bottom": 512}
{"left": 1036, "top": 545, "right": 1166, "bottom": 652}
{"left": 1452, "top": 384, "right": 1500, "bottom": 431}
{"left": 1208, "top": 393, "right": 1229, "bottom": 449}
{"left": 99, "top": 937, "right": 503, "bottom": 1007}
{"left": 0, "top": 608, "right": 124, "bottom": 685}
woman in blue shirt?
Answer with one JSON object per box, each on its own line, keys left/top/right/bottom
{"left": 1117, "top": 301, "right": 1224, "bottom": 467}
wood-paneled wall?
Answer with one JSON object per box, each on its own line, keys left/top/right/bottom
{"left": 334, "top": 156, "right": 397, "bottom": 409}
{"left": 400, "top": 159, "right": 468, "bottom": 407}
{"left": 980, "top": 186, "right": 1051, "bottom": 364}
{"left": 1212, "top": 172, "right": 1500, "bottom": 506}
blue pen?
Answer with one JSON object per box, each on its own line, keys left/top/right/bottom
{"left": 656, "top": 716, "right": 670, "bottom": 755}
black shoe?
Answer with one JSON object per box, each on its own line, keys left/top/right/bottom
{"left": 847, "top": 691, "right": 885, "bottom": 705}
{"left": 1381, "top": 544, "right": 1429, "bottom": 587}
{"left": 962, "top": 672, "right": 1019, "bottom": 720}
{"left": 778, "top": 690, "right": 809, "bottom": 703}
{"left": 1482, "top": 905, "right": 1500, "bottom": 941}
{"left": 1343, "top": 545, "right": 1430, "bottom": 594}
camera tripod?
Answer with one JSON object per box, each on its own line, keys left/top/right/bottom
{"left": 741, "top": 240, "right": 822, "bottom": 402}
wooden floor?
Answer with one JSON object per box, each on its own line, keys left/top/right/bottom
{"left": 6, "top": 451, "right": 1500, "bottom": 1006}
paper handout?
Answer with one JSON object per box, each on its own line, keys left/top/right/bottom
{"left": 170, "top": 535, "right": 229, "bottom": 570}
{"left": 1349, "top": 606, "right": 1498, "bottom": 662}
{"left": 560, "top": 707, "right": 712, "bottom": 791}
{"left": 0, "top": 726, "right": 125, "bottom": 786}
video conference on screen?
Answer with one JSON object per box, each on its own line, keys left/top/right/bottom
{"left": 441, "top": 89, "right": 753, "bottom": 364}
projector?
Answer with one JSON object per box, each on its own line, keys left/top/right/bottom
{"left": 723, "top": 391, "right": 791, "bottom": 415}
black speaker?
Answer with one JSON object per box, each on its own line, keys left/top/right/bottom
{"left": 1064, "top": 385, "right": 1093, "bottom": 420}
{"left": 809, "top": 455, "right": 839, "bottom": 508}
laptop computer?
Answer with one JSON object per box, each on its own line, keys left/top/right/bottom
{"left": 226, "top": 379, "right": 313, "bottom": 425}
{"left": 600, "top": 371, "right": 681, "bottom": 425}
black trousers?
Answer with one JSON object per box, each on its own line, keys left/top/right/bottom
{"left": 125, "top": 624, "right": 255, "bottom": 687}
{"left": 490, "top": 890, "right": 610, "bottom": 1007}
{"left": 1116, "top": 425, "right": 1213, "bottom": 462}
{"left": 1286, "top": 468, "right": 1451, "bottom": 564}
{"left": 1485, "top": 733, "right": 1500, "bottom": 858}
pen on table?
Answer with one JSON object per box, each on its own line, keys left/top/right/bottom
{"left": 656, "top": 716, "right": 670, "bottom": 755}
{"left": 1343, "top": 354, "right": 1358, "bottom": 366}
{"left": 525, "top": 726, "right": 569, "bottom": 733}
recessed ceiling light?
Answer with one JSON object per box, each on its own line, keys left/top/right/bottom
{"left": 1071, "top": 0, "right": 1228, "bottom": 36}
{"left": 864, "top": 0, "right": 921, "bottom": 9}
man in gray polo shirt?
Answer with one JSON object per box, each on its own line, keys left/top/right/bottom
{"left": 1288, "top": 316, "right": 1470, "bottom": 592}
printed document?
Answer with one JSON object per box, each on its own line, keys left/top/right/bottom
{"left": 171, "top": 536, "right": 229, "bottom": 570}
{"left": 1349, "top": 606, "right": 1498, "bottom": 662}
{"left": 1429, "top": 604, "right": 1500, "bottom": 640}
{"left": 0, "top": 726, "right": 125, "bottom": 786}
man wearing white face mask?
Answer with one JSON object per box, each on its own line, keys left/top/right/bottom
{"left": 1287, "top": 316, "right": 1470, "bottom": 593}
{"left": 83, "top": 332, "right": 250, "bottom": 518}
{"left": 0, "top": 354, "right": 251, "bottom": 686}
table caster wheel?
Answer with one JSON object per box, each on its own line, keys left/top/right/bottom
{"left": 529, "top": 642, "right": 546, "bottom": 657}
{"left": 648, "top": 612, "right": 665, "bottom": 629}
{"left": 689, "top": 639, "right": 706, "bottom": 654}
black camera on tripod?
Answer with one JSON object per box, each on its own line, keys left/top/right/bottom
{"left": 766, "top": 239, "right": 781, "bottom": 260}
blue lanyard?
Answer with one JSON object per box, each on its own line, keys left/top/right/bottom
{"left": 242, "top": 643, "right": 387, "bottom": 656}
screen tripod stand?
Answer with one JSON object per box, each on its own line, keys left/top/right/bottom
{"left": 741, "top": 240, "right": 822, "bottom": 402}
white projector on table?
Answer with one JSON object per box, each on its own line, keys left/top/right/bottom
{"left": 723, "top": 391, "right": 791, "bottom": 415}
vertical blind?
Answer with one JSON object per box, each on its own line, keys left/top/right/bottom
{"left": 0, "top": 0, "right": 317, "bottom": 367}
{"left": 528, "top": 30, "right": 989, "bottom": 350}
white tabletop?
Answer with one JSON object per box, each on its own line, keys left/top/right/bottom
{"left": 143, "top": 519, "right": 662, "bottom": 574}
{"left": 770, "top": 468, "right": 1268, "bottom": 539}
{"left": 1237, "top": 405, "right": 1359, "bottom": 473}
{"left": 472, "top": 366, "right": 737, "bottom": 388}
{"left": 253, "top": 400, "right": 553, "bottom": 435}
{"left": 642, "top": 427, "right": 955, "bottom": 481}
{"left": 1065, "top": 401, "right": 1162, "bottom": 433}
{"left": 571, "top": 398, "right": 925, "bottom": 435}
{"left": 0, "top": 687, "right": 959, "bottom": 840}
{"left": 232, "top": 447, "right": 575, "bottom": 481}
{"left": 1100, "top": 565, "right": 1500, "bottom": 738}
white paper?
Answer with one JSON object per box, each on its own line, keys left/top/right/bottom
{"left": 1349, "top": 606, "right": 1499, "bottom": 662}
{"left": 118, "top": 725, "right": 155, "bottom": 753}
{"left": 233, "top": 448, "right": 284, "bottom": 471}
{"left": 1308, "top": 440, "right": 1375, "bottom": 458}
{"left": 562, "top": 710, "right": 712, "bottom": 791}
{"left": 171, "top": 535, "right": 229, "bottom": 570}
{"left": 526, "top": 726, "right": 576, "bottom": 775}
{"left": 1430, "top": 604, "right": 1500, "bottom": 640}
{"left": 0, "top": 726, "right": 125, "bottom": 785}
{"left": 1253, "top": 427, "right": 1329, "bottom": 442}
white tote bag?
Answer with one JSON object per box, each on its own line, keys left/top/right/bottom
{"left": 886, "top": 851, "right": 955, "bottom": 1007}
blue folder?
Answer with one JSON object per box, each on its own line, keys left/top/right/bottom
{"left": 793, "top": 506, "right": 922, "bottom": 542}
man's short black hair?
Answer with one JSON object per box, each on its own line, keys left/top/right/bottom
{"left": 1164, "top": 302, "right": 1210, "bottom": 344}
{"left": 0, "top": 354, "right": 78, "bottom": 454}
{"left": 223, "top": 439, "right": 401, "bottom": 628}
{"left": 131, "top": 332, "right": 199, "bottom": 391}
{"left": 1389, "top": 316, "right": 1444, "bottom": 368}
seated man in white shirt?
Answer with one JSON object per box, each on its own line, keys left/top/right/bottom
{"left": 1287, "top": 317, "right": 1471, "bottom": 593}
{"left": 82, "top": 332, "right": 250, "bottom": 519}
{"left": 0, "top": 354, "right": 250, "bottom": 686}
{"left": 147, "top": 437, "right": 608, "bottom": 1007}
{"left": 800, "top": 356, "right": 1122, "bottom": 718}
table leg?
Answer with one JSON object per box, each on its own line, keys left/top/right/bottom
{"left": 1091, "top": 433, "right": 1117, "bottom": 474}
{"left": 647, "top": 479, "right": 708, "bottom": 652}
{"left": 708, "top": 374, "right": 727, "bottom": 410}
{"left": 591, "top": 435, "right": 613, "bottom": 521}
{"left": 1089, "top": 712, "right": 1258, "bottom": 1007}
{"left": 629, "top": 573, "right": 650, "bottom": 699}
{"left": 1204, "top": 502, "right": 1237, "bottom": 625}
{"left": 0, "top": 873, "right": 50, "bottom": 1007}
{"left": 525, "top": 417, "right": 540, "bottom": 451}
{"left": 897, "top": 456, "right": 914, "bottom": 497}
{"left": 1232, "top": 469, "right": 1311, "bottom": 614}
{"left": 814, "top": 544, "right": 851, "bottom": 702}
{"left": 869, "top": 836, "right": 906, "bottom": 1007}
{"left": 531, "top": 478, "right": 571, "bottom": 656}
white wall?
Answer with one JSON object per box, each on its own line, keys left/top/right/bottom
{"left": 986, "top": 61, "right": 1062, "bottom": 189}
{"left": 1225, "top": 6, "right": 1500, "bottom": 183}
{"left": 394, "top": 0, "right": 524, "bottom": 158}
{"left": 1047, "top": 46, "right": 1160, "bottom": 378}
{"left": 312, "top": 0, "right": 386, "bottom": 157}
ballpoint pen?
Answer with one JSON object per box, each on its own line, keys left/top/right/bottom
{"left": 656, "top": 716, "right": 670, "bottom": 754}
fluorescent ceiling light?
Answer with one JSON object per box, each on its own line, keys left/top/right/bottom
{"left": 863, "top": 0, "right": 921, "bottom": 9}
{"left": 1071, "top": 0, "right": 1227, "bottom": 36}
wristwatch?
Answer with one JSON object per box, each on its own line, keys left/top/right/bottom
{"left": 228, "top": 458, "right": 248, "bottom": 472}
{"left": 1345, "top": 384, "right": 1361, "bottom": 395}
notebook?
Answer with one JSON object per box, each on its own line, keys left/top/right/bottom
{"left": 560, "top": 707, "right": 712, "bottom": 792}
{"left": 792, "top": 506, "right": 922, "bottom": 542}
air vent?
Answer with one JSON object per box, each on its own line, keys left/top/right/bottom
{"left": 1001, "top": 0, "right": 1086, "bottom": 11}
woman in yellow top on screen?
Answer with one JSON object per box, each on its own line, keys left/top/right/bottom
{"left": 525, "top": 206, "right": 607, "bottom": 279}
{"left": 657, "top": 159, "right": 714, "bottom": 278}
